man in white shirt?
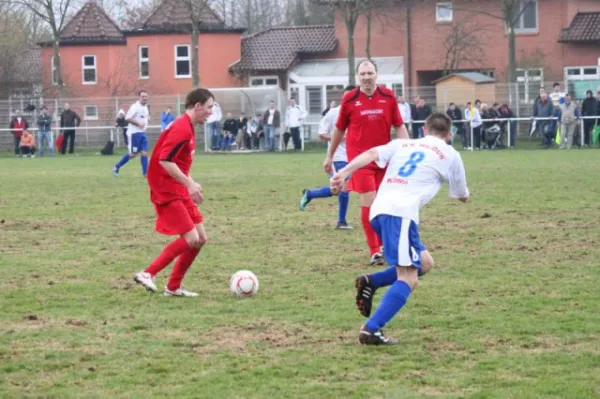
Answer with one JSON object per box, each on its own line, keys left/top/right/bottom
{"left": 397, "top": 95, "right": 411, "bottom": 128}
{"left": 330, "top": 112, "right": 470, "bottom": 345}
{"left": 299, "top": 85, "right": 355, "bottom": 230}
{"left": 113, "top": 90, "right": 150, "bottom": 178}
{"left": 464, "top": 101, "right": 482, "bottom": 149}
{"left": 206, "top": 102, "right": 222, "bottom": 151}
{"left": 285, "top": 98, "right": 307, "bottom": 152}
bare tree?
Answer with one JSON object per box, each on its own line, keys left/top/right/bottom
{"left": 440, "top": 21, "right": 486, "bottom": 76}
{"left": 5, "top": 0, "right": 77, "bottom": 98}
{"left": 121, "top": 0, "right": 162, "bottom": 29}
{"left": 454, "top": 0, "right": 536, "bottom": 85}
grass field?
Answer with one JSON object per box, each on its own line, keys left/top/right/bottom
{"left": 1, "top": 147, "right": 600, "bottom": 398}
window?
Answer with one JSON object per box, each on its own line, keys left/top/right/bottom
{"left": 82, "top": 55, "right": 96, "bottom": 84}
{"left": 175, "top": 45, "right": 191, "bottom": 78}
{"left": 392, "top": 83, "right": 404, "bottom": 98}
{"left": 139, "top": 46, "right": 149, "bottom": 79}
{"left": 249, "top": 76, "right": 279, "bottom": 86}
{"left": 512, "top": 0, "right": 537, "bottom": 32}
{"left": 51, "top": 56, "right": 59, "bottom": 85}
{"left": 565, "top": 66, "right": 599, "bottom": 80}
{"left": 84, "top": 105, "right": 98, "bottom": 121}
{"left": 436, "top": 2, "right": 452, "bottom": 22}
{"left": 306, "top": 86, "right": 322, "bottom": 115}
{"left": 326, "top": 85, "right": 344, "bottom": 105}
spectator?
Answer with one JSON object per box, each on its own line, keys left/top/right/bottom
{"left": 59, "top": 103, "right": 81, "bottom": 155}
{"left": 248, "top": 113, "right": 260, "bottom": 150}
{"left": 558, "top": 93, "right": 580, "bottom": 149}
{"left": 285, "top": 98, "right": 306, "bottom": 152}
{"left": 221, "top": 112, "right": 238, "bottom": 151}
{"left": 446, "top": 102, "right": 466, "bottom": 148}
{"left": 206, "top": 101, "right": 222, "bottom": 151}
{"left": 262, "top": 101, "right": 281, "bottom": 152}
{"left": 532, "top": 91, "right": 555, "bottom": 148}
{"left": 549, "top": 82, "right": 566, "bottom": 107}
{"left": 581, "top": 90, "right": 597, "bottom": 146}
{"left": 465, "top": 101, "right": 482, "bottom": 149}
{"left": 414, "top": 98, "right": 432, "bottom": 138}
{"left": 397, "top": 96, "right": 412, "bottom": 129}
{"left": 37, "top": 106, "right": 53, "bottom": 157}
{"left": 160, "top": 106, "right": 175, "bottom": 131}
{"left": 322, "top": 100, "right": 335, "bottom": 116}
{"left": 115, "top": 109, "right": 127, "bottom": 145}
{"left": 410, "top": 95, "right": 420, "bottom": 138}
{"left": 19, "top": 130, "right": 36, "bottom": 158}
{"left": 237, "top": 112, "right": 248, "bottom": 150}
{"left": 9, "top": 109, "right": 28, "bottom": 157}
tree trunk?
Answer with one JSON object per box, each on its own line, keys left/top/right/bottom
{"left": 346, "top": 15, "right": 356, "bottom": 86}
{"left": 52, "top": 38, "right": 64, "bottom": 99}
{"left": 191, "top": 21, "right": 200, "bottom": 88}
{"left": 405, "top": 0, "right": 413, "bottom": 90}
{"left": 507, "top": 25, "right": 517, "bottom": 85}
{"left": 365, "top": 9, "right": 372, "bottom": 59}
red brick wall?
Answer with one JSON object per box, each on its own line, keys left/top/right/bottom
{"left": 329, "top": 0, "right": 599, "bottom": 86}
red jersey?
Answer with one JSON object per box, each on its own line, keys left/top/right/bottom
{"left": 148, "top": 113, "right": 196, "bottom": 205}
{"left": 336, "top": 85, "right": 403, "bottom": 166}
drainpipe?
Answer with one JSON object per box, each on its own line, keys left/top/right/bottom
{"left": 406, "top": 0, "right": 413, "bottom": 93}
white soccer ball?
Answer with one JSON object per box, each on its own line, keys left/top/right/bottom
{"left": 230, "top": 270, "right": 259, "bottom": 297}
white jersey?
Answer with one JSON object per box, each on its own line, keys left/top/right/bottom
{"left": 125, "top": 101, "right": 149, "bottom": 134}
{"left": 318, "top": 106, "right": 347, "bottom": 162}
{"left": 370, "top": 135, "right": 469, "bottom": 224}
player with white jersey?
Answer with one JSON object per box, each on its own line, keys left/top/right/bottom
{"left": 113, "top": 90, "right": 150, "bottom": 178}
{"left": 299, "top": 85, "right": 355, "bottom": 230}
{"left": 330, "top": 112, "right": 470, "bottom": 345}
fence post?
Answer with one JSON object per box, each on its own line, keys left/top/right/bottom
{"left": 580, "top": 117, "right": 585, "bottom": 146}
{"left": 176, "top": 94, "right": 181, "bottom": 115}
{"left": 85, "top": 120, "right": 89, "bottom": 146}
{"left": 470, "top": 121, "right": 474, "bottom": 152}
{"left": 507, "top": 119, "right": 511, "bottom": 147}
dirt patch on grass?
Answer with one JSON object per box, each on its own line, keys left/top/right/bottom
{"left": 195, "top": 320, "right": 348, "bottom": 355}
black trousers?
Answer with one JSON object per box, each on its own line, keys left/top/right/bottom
{"left": 290, "top": 127, "right": 301, "bottom": 151}
{"left": 61, "top": 129, "right": 76, "bottom": 154}
{"left": 13, "top": 135, "right": 21, "bottom": 155}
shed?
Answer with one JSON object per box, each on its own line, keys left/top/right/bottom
{"left": 433, "top": 72, "right": 497, "bottom": 109}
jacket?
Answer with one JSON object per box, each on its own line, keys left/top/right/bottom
{"left": 262, "top": 108, "right": 281, "bottom": 128}
{"left": 20, "top": 132, "right": 35, "bottom": 147}
{"left": 223, "top": 119, "right": 239, "bottom": 134}
{"left": 9, "top": 116, "right": 28, "bottom": 137}
{"left": 60, "top": 110, "right": 81, "bottom": 129}
{"left": 37, "top": 113, "right": 52, "bottom": 131}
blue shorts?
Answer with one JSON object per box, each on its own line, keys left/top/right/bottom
{"left": 370, "top": 214, "right": 426, "bottom": 271}
{"left": 330, "top": 161, "right": 350, "bottom": 181}
{"left": 128, "top": 132, "right": 149, "bottom": 154}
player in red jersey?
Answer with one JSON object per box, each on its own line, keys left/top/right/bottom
{"left": 134, "top": 88, "right": 214, "bottom": 297}
{"left": 324, "top": 59, "right": 409, "bottom": 265}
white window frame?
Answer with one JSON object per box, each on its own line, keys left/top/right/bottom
{"left": 305, "top": 85, "right": 323, "bottom": 116}
{"left": 83, "top": 105, "right": 98, "bottom": 121}
{"left": 249, "top": 75, "right": 279, "bottom": 86}
{"left": 513, "top": 0, "right": 538, "bottom": 33}
{"left": 516, "top": 67, "right": 543, "bottom": 104}
{"left": 139, "top": 46, "right": 149, "bottom": 79}
{"left": 51, "top": 56, "right": 58, "bottom": 85}
{"left": 174, "top": 45, "right": 191, "bottom": 79}
{"left": 82, "top": 55, "right": 97, "bottom": 85}
{"left": 435, "top": 1, "right": 453, "bottom": 23}
{"left": 564, "top": 66, "right": 600, "bottom": 81}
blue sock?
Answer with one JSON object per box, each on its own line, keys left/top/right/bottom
{"left": 370, "top": 266, "right": 397, "bottom": 289}
{"left": 307, "top": 186, "right": 332, "bottom": 200}
{"left": 115, "top": 153, "right": 130, "bottom": 169}
{"left": 365, "top": 280, "right": 412, "bottom": 332}
{"left": 141, "top": 155, "right": 148, "bottom": 176}
{"left": 338, "top": 191, "right": 349, "bottom": 223}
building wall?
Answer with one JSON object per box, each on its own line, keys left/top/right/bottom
{"left": 329, "top": 0, "right": 600, "bottom": 86}
{"left": 40, "top": 32, "right": 242, "bottom": 97}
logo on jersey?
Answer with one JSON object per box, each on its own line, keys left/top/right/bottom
{"left": 355, "top": 101, "right": 362, "bottom": 106}
{"left": 378, "top": 100, "right": 386, "bottom": 104}
{"left": 359, "top": 109, "right": 384, "bottom": 116}
{"left": 386, "top": 177, "right": 408, "bottom": 185}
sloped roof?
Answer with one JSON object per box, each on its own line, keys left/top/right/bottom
{"left": 230, "top": 25, "right": 337, "bottom": 73}
{"left": 559, "top": 12, "right": 600, "bottom": 44}
{"left": 142, "top": 0, "right": 225, "bottom": 31}
{"left": 433, "top": 72, "right": 495, "bottom": 84}
{"left": 60, "top": 1, "right": 125, "bottom": 44}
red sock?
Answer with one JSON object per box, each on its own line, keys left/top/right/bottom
{"left": 167, "top": 247, "right": 200, "bottom": 291}
{"left": 361, "top": 206, "right": 380, "bottom": 256}
{"left": 145, "top": 237, "right": 190, "bottom": 277}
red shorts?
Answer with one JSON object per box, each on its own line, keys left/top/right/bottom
{"left": 347, "top": 167, "right": 386, "bottom": 193}
{"left": 153, "top": 197, "right": 203, "bottom": 236}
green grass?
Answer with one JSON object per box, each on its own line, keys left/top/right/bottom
{"left": 1, "top": 147, "right": 600, "bottom": 398}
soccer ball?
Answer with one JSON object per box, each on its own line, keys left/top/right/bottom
{"left": 230, "top": 270, "right": 259, "bottom": 297}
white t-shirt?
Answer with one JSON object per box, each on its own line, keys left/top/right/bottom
{"left": 267, "top": 109, "right": 275, "bottom": 125}
{"left": 125, "top": 101, "right": 149, "bottom": 134}
{"left": 318, "top": 106, "right": 347, "bottom": 162}
{"left": 370, "top": 135, "right": 469, "bottom": 224}
{"left": 285, "top": 105, "right": 306, "bottom": 128}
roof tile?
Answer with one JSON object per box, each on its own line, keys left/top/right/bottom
{"left": 231, "top": 25, "right": 337, "bottom": 73}
{"left": 559, "top": 12, "right": 600, "bottom": 43}
{"left": 143, "top": 0, "right": 224, "bottom": 30}
{"left": 61, "top": 1, "right": 124, "bottom": 43}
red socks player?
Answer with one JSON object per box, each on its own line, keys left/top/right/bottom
{"left": 134, "top": 88, "right": 215, "bottom": 297}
